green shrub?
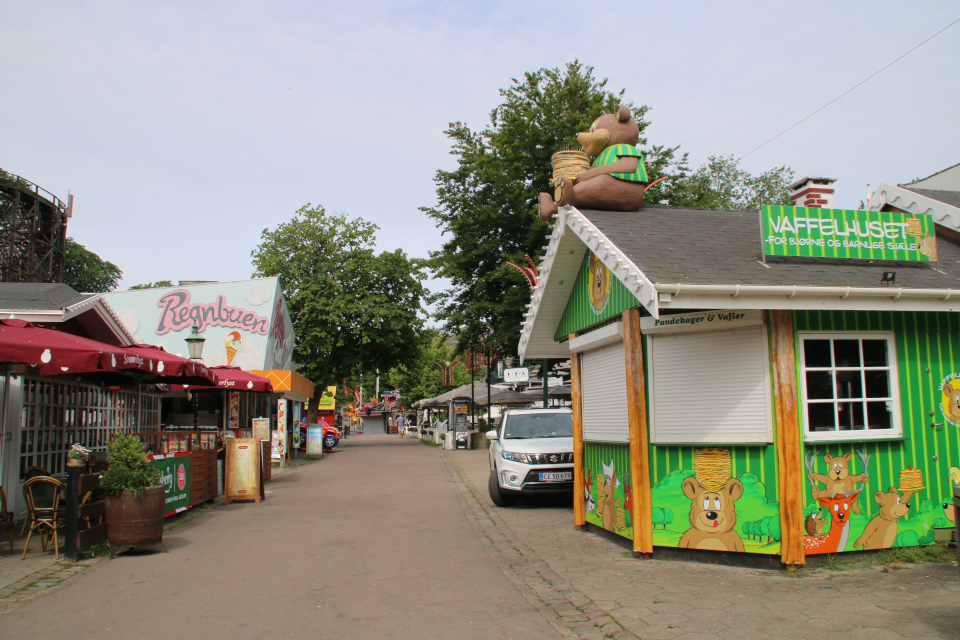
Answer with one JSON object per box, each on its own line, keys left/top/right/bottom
{"left": 100, "top": 434, "right": 161, "bottom": 497}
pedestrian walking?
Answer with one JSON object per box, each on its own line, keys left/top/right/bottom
{"left": 397, "top": 413, "right": 405, "bottom": 436}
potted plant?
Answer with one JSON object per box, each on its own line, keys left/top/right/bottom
{"left": 66, "top": 444, "right": 91, "bottom": 468}
{"left": 101, "top": 434, "right": 166, "bottom": 549}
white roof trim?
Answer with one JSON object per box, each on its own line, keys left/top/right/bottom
{"left": 866, "top": 182, "right": 960, "bottom": 231}
{"left": 656, "top": 283, "right": 960, "bottom": 313}
{"left": 518, "top": 206, "right": 659, "bottom": 363}
{"left": 564, "top": 208, "right": 659, "bottom": 317}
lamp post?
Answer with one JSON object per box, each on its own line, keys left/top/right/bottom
{"left": 185, "top": 324, "right": 206, "bottom": 361}
{"left": 184, "top": 324, "right": 206, "bottom": 430}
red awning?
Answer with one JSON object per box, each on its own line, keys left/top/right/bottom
{"left": 0, "top": 319, "right": 127, "bottom": 375}
{"left": 169, "top": 366, "right": 273, "bottom": 393}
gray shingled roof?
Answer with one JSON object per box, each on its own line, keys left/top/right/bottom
{"left": 0, "top": 283, "right": 92, "bottom": 310}
{"left": 906, "top": 188, "right": 960, "bottom": 210}
{"left": 581, "top": 206, "right": 960, "bottom": 289}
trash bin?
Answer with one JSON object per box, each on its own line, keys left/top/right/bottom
{"left": 954, "top": 486, "right": 960, "bottom": 578}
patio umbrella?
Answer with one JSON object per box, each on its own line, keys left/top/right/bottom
{"left": 116, "top": 344, "right": 218, "bottom": 386}
{"left": 0, "top": 319, "right": 129, "bottom": 375}
{"left": 169, "top": 366, "right": 273, "bottom": 393}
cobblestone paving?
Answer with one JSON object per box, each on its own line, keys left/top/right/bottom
{"left": 439, "top": 447, "right": 960, "bottom": 640}
{"left": 0, "top": 454, "right": 321, "bottom": 616}
{"left": 0, "top": 560, "right": 98, "bottom": 614}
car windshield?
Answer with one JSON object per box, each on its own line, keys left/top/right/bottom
{"left": 503, "top": 412, "right": 573, "bottom": 439}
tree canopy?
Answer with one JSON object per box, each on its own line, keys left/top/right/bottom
{"left": 424, "top": 61, "right": 690, "bottom": 355}
{"left": 63, "top": 238, "right": 123, "bottom": 293}
{"left": 252, "top": 205, "right": 427, "bottom": 412}
{"left": 129, "top": 280, "right": 174, "bottom": 290}
{"left": 424, "top": 61, "right": 793, "bottom": 356}
{"left": 383, "top": 329, "right": 473, "bottom": 404}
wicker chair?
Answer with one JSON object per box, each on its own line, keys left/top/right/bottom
{"left": 21, "top": 476, "right": 65, "bottom": 559}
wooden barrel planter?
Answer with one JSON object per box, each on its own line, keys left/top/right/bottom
{"left": 105, "top": 486, "right": 165, "bottom": 547}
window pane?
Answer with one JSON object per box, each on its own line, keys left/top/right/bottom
{"left": 834, "top": 340, "right": 861, "bottom": 367}
{"left": 864, "top": 371, "right": 890, "bottom": 398}
{"left": 837, "top": 401, "right": 865, "bottom": 430}
{"left": 806, "top": 371, "right": 834, "bottom": 400}
{"left": 862, "top": 340, "right": 888, "bottom": 367}
{"left": 808, "top": 403, "right": 836, "bottom": 432}
{"left": 866, "top": 401, "right": 892, "bottom": 430}
{"left": 804, "top": 340, "right": 831, "bottom": 367}
{"left": 836, "top": 370, "right": 863, "bottom": 399}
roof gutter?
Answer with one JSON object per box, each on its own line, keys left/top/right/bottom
{"left": 656, "top": 283, "right": 960, "bottom": 302}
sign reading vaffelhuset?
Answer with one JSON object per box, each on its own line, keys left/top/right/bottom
{"left": 761, "top": 205, "right": 937, "bottom": 263}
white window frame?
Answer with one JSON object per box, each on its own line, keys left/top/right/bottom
{"left": 798, "top": 331, "right": 903, "bottom": 443}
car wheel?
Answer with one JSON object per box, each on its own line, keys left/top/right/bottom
{"left": 488, "top": 472, "right": 518, "bottom": 507}
{"left": 323, "top": 434, "right": 338, "bottom": 449}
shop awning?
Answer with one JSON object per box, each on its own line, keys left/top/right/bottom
{"left": 250, "top": 369, "right": 314, "bottom": 398}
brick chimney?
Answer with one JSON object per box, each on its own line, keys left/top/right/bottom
{"left": 789, "top": 176, "right": 836, "bottom": 208}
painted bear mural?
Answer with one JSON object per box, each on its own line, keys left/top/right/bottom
{"left": 677, "top": 476, "right": 746, "bottom": 552}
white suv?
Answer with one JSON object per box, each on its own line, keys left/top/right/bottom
{"left": 485, "top": 408, "right": 574, "bottom": 506}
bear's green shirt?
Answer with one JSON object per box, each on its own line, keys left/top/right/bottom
{"left": 591, "top": 143, "right": 648, "bottom": 183}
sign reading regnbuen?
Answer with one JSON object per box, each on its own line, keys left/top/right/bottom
{"left": 760, "top": 205, "right": 937, "bottom": 263}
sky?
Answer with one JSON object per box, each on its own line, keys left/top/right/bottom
{"left": 2, "top": 1, "right": 958, "bottom": 292}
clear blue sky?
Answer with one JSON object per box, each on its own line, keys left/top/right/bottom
{"left": 3, "top": 1, "right": 957, "bottom": 290}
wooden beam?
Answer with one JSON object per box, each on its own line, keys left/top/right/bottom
{"left": 623, "top": 308, "right": 653, "bottom": 554}
{"left": 569, "top": 332, "right": 585, "bottom": 527}
{"left": 769, "top": 310, "right": 805, "bottom": 566}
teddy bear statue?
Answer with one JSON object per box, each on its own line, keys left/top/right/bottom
{"left": 539, "top": 105, "right": 649, "bottom": 221}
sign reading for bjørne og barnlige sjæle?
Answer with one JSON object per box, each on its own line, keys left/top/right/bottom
{"left": 760, "top": 205, "right": 937, "bottom": 263}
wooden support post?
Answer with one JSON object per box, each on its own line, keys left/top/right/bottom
{"left": 569, "top": 333, "right": 585, "bottom": 527}
{"left": 623, "top": 308, "right": 653, "bottom": 554}
{"left": 64, "top": 467, "right": 79, "bottom": 561}
{"left": 769, "top": 310, "right": 805, "bottom": 566}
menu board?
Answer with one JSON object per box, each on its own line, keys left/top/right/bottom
{"left": 224, "top": 438, "right": 262, "bottom": 503}
{"left": 252, "top": 418, "right": 269, "bottom": 442}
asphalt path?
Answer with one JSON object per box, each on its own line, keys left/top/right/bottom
{"left": 0, "top": 435, "right": 562, "bottom": 640}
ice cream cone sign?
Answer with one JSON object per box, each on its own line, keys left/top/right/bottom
{"left": 224, "top": 331, "right": 242, "bottom": 366}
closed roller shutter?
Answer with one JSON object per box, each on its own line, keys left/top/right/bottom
{"left": 649, "top": 326, "right": 772, "bottom": 444}
{"left": 581, "top": 341, "right": 629, "bottom": 442}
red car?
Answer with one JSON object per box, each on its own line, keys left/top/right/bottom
{"left": 321, "top": 423, "right": 340, "bottom": 450}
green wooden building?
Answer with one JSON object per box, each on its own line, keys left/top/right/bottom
{"left": 519, "top": 202, "right": 960, "bottom": 566}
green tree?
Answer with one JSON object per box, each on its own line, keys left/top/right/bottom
{"left": 743, "top": 521, "right": 754, "bottom": 540}
{"left": 252, "top": 205, "right": 427, "bottom": 415}
{"left": 662, "top": 507, "right": 674, "bottom": 530}
{"left": 651, "top": 507, "right": 664, "bottom": 530}
{"left": 424, "top": 61, "right": 687, "bottom": 354}
{"left": 63, "top": 238, "right": 123, "bottom": 292}
{"left": 384, "top": 329, "right": 473, "bottom": 404}
{"left": 666, "top": 155, "right": 794, "bottom": 212}
{"left": 768, "top": 517, "right": 782, "bottom": 543}
{"left": 129, "top": 280, "right": 173, "bottom": 290}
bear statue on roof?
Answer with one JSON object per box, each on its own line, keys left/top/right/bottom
{"left": 539, "top": 105, "right": 650, "bottom": 221}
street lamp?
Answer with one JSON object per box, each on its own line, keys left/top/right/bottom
{"left": 185, "top": 324, "right": 206, "bottom": 361}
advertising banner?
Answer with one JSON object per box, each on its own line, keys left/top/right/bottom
{"left": 147, "top": 453, "right": 192, "bottom": 516}
{"left": 276, "top": 397, "right": 287, "bottom": 462}
{"left": 224, "top": 438, "right": 261, "bottom": 503}
{"left": 307, "top": 426, "right": 324, "bottom": 456}
{"left": 760, "top": 205, "right": 937, "bottom": 262}
{"left": 316, "top": 386, "right": 337, "bottom": 411}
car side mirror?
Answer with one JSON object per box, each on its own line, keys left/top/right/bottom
{"left": 485, "top": 430, "right": 498, "bottom": 441}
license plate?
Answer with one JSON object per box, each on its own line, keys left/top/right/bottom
{"left": 539, "top": 472, "right": 572, "bottom": 482}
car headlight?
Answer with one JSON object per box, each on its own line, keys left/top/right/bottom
{"left": 501, "top": 450, "right": 532, "bottom": 464}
